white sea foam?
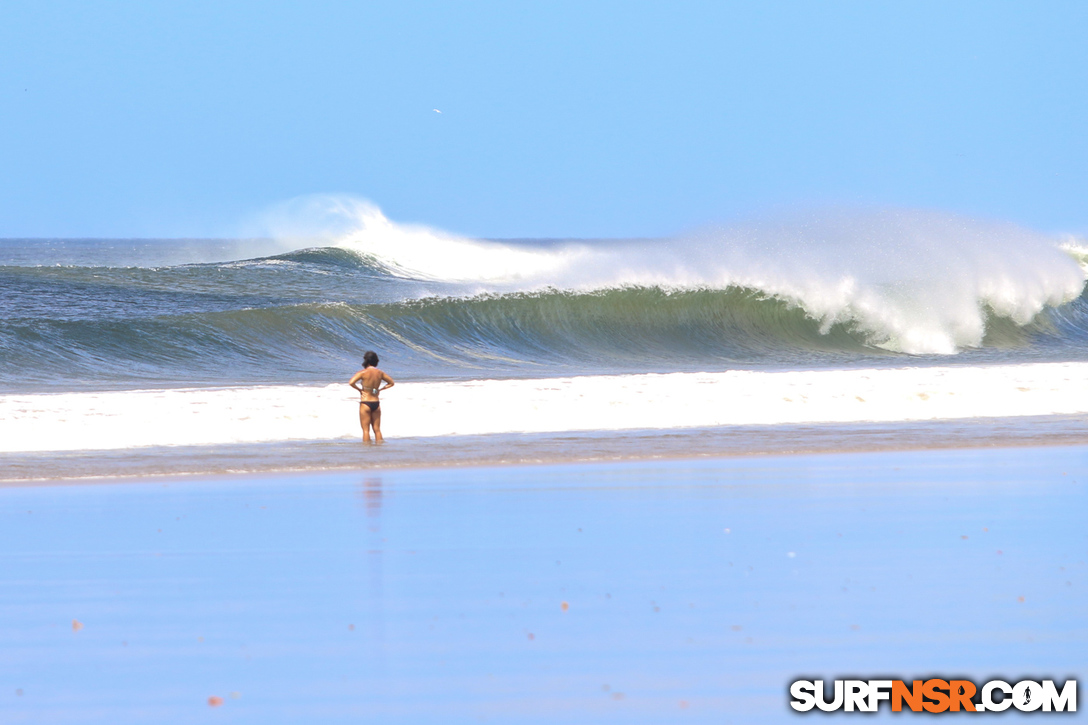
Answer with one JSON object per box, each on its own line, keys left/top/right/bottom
{"left": 257, "top": 194, "right": 597, "bottom": 282}
{"left": 4, "top": 363, "right": 1088, "bottom": 453}
{"left": 260, "top": 196, "right": 1087, "bottom": 354}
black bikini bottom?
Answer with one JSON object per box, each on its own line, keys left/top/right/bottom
{"left": 361, "top": 401, "right": 380, "bottom": 412}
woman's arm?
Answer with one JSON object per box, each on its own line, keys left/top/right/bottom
{"left": 381, "top": 372, "right": 395, "bottom": 391}
{"left": 348, "top": 370, "right": 365, "bottom": 391}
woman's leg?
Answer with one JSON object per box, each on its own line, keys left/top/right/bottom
{"left": 372, "top": 406, "right": 383, "bottom": 443}
{"left": 359, "top": 403, "right": 372, "bottom": 442}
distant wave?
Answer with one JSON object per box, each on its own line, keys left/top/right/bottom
{"left": 2, "top": 200, "right": 1087, "bottom": 392}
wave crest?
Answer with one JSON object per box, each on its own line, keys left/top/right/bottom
{"left": 266, "top": 198, "right": 1087, "bottom": 354}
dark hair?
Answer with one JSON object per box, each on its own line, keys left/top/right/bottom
{"left": 362, "top": 350, "right": 379, "bottom": 368}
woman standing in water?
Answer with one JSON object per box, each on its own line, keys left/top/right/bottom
{"left": 348, "top": 351, "right": 395, "bottom": 443}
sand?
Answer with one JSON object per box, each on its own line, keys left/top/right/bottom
{"left": 0, "top": 446, "right": 1084, "bottom": 723}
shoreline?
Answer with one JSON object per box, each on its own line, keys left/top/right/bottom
{"left": 4, "top": 413, "right": 1086, "bottom": 485}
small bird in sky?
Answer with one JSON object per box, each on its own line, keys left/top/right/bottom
{"left": 433, "top": 108, "right": 442, "bottom": 114}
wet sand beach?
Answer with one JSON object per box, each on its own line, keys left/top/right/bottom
{"left": 1, "top": 445, "right": 1084, "bottom": 723}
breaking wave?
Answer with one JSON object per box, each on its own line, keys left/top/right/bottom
{"left": 2, "top": 199, "right": 1087, "bottom": 391}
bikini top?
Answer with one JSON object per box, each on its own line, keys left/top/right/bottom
{"left": 363, "top": 386, "right": 380, "bottom": 395}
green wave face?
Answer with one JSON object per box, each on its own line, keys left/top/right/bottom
{"left": 3, "top": 282, "right": 1088, "bottom": 392}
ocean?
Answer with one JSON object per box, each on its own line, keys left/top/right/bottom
{"left": 3, "top": 201, "right": 1088, "bottom": 474}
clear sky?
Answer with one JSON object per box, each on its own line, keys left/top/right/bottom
{"left": 1, "top": 1, "right": 1086, "bottom": 238}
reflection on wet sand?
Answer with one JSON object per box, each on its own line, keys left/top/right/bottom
{"left": 0, "top": 447, "right": 1083, "bottom": 723}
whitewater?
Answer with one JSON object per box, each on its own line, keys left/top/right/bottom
{"left": 3, "top": 363, "right": 1088, "bottom": 453}
{"left": 3, "top": 198, "right": 1088, "bottom": 463}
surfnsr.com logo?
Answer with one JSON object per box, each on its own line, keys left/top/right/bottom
{"left": 789, "top": 679, "right": 1076, "bottom": 713}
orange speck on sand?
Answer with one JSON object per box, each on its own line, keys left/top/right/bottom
{"left": 71, "top": 620, "right": 83, "bottom": 632}
{"left": 561, "top": 601, "right": 569, "bottom": 612}
{"left": 208, "top": 696, "right": 224, "bottom": 707}
{"left": 1017, "top": 596, "right": 1025, "bottom": 602}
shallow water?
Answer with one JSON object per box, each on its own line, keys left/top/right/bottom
{"left": 1, "top": 447, "right": 1084, "bottom": 723}
{"left": 4, "top": 414, "right": 1088, "bottom": 482}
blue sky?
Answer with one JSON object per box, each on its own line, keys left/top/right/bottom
{"left": 1, "top": 1, "right": 1086, "bottom": 238}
